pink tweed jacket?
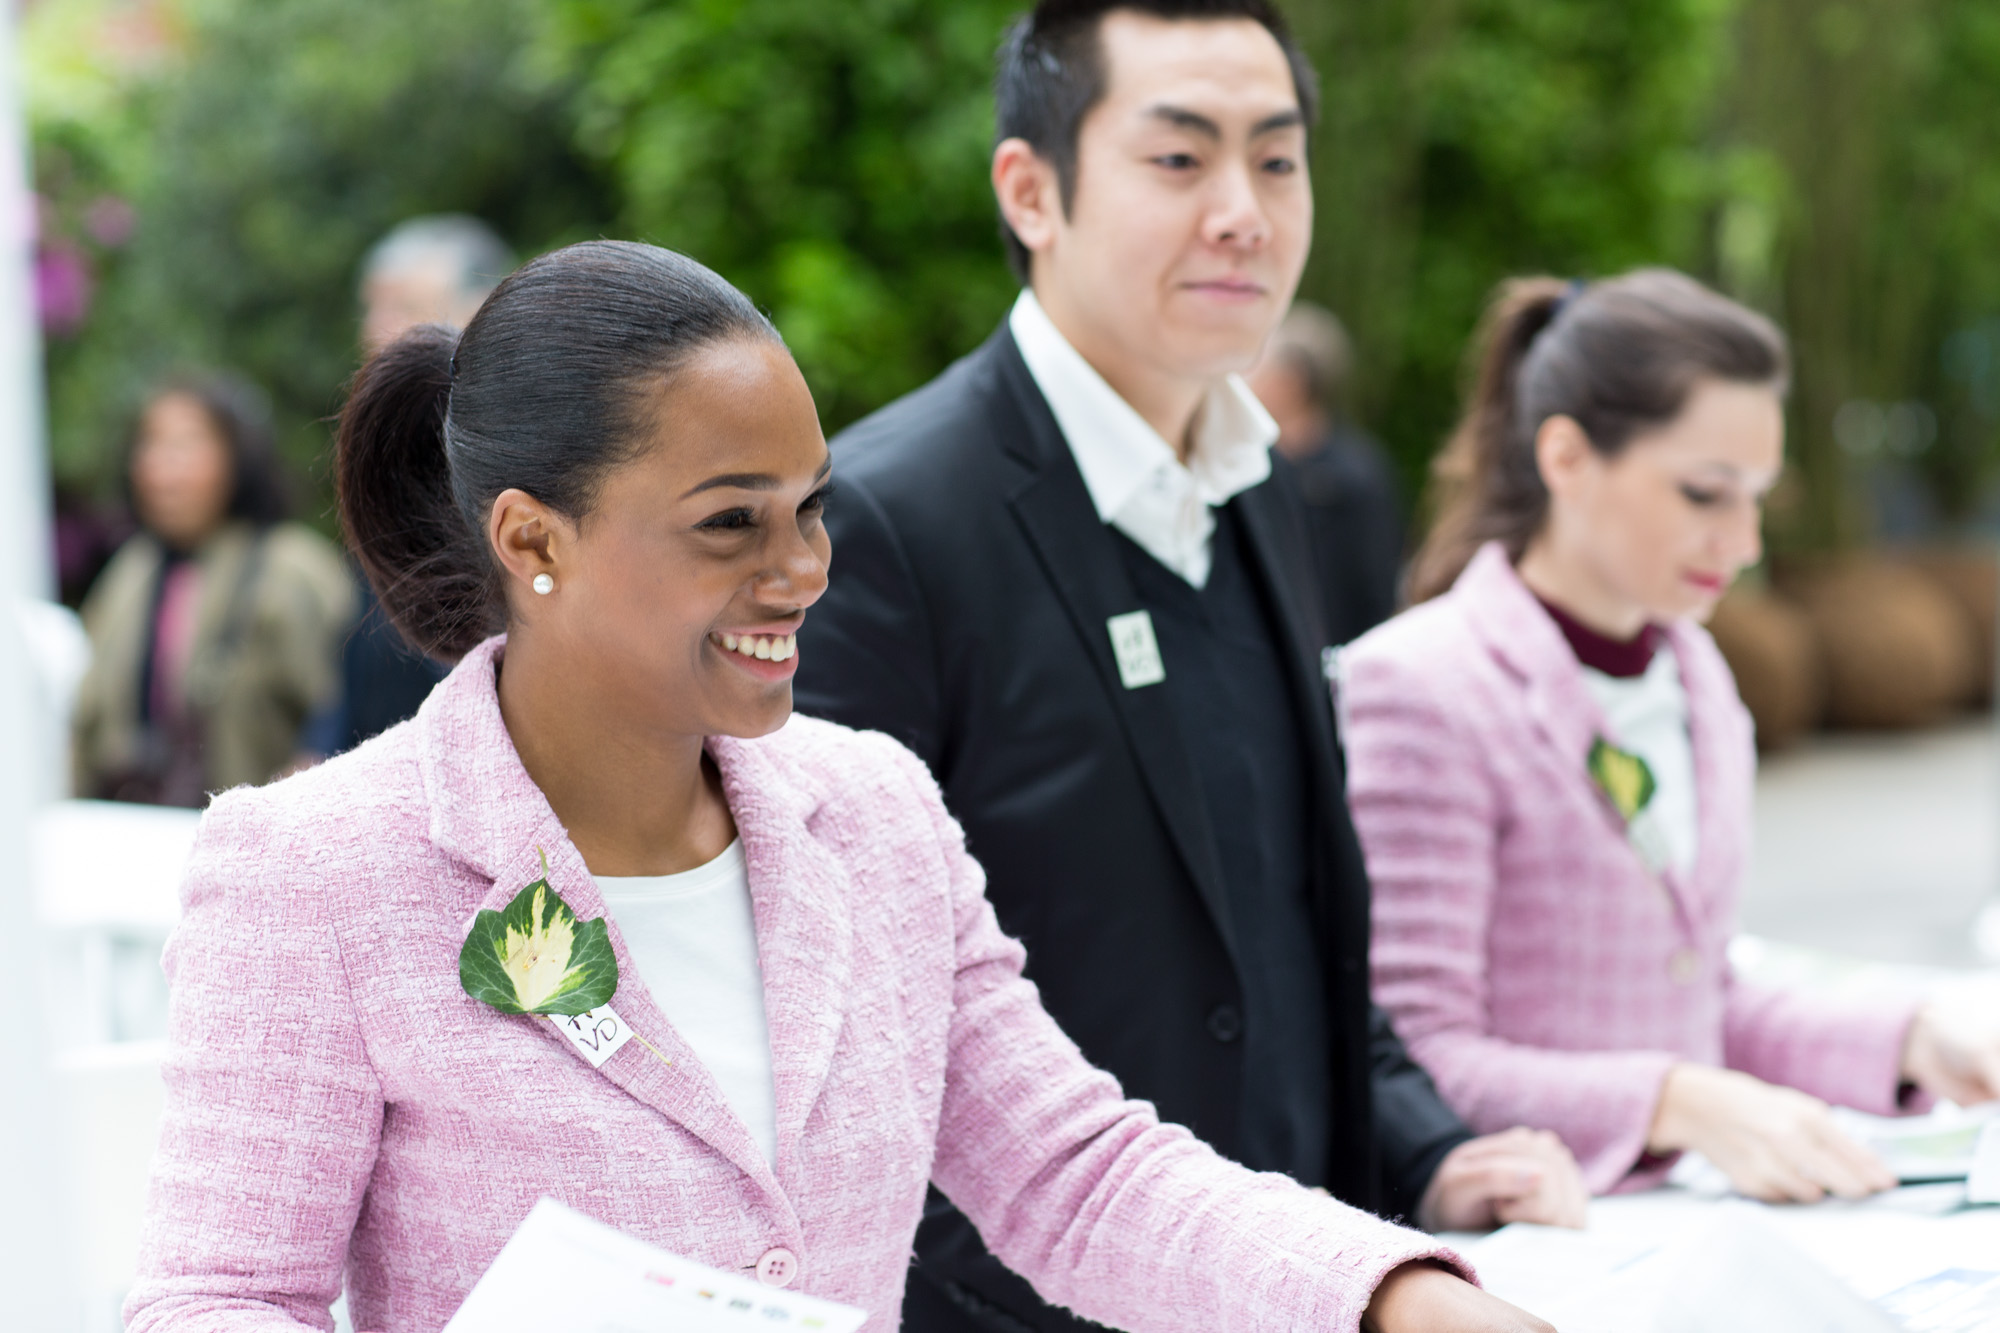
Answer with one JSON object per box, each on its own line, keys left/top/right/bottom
{"left": 126, "top": 635, "right": 1463, "bottom": 1333}
{"left": 1338, "top": 544, "right": 1920, "bottom": 1194}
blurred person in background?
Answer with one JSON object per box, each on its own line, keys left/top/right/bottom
{"left": 796, "top": 4, "right": 1582, "bottom": 1331}
{"left": 72, "top": 374, "right": 353, "bottom": 805}
{"left": 1339, "top": 269, "right": 2000, "bottom": 1205}
{"left": 1246, "top": 301, "right": 1403, "bottom": 644}
{"left": 358, "top": 213, "right": 514, "bottom": 357}
{"left": 307, "top": 214, "right": 514, "bottom": 755}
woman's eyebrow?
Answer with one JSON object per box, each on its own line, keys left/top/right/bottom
{"left": 681, "top": 456, "right": 832, "bottom": 499}
{"left": 684, "top": 472, "right": 777, "bottom": 497}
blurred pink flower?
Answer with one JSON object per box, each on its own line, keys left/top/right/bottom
{"left": 85, "top": 195, "right": 136, "bottom": 247}
{"left": 36, "top": 244, "right": 93, "bottom": 336}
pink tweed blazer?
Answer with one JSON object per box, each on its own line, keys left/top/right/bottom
{"left": 126, "top": 635, "right": 1463, "bottom": 1333}
{"left": 1338, "top": 545, "right": 1919, "bottom": 1194}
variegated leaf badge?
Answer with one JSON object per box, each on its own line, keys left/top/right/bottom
{"left": 1587, "top": 737, "right": 1657, "bottom": 825}
{"left": 459, "top": 851, "right": 617, "bottom": 1016}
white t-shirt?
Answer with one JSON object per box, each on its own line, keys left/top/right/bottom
{"left": 593, "top": 840, "right": 778, "bottom": 1167}
{"left": 1580, "top": 648, "right": 1700, "bottom": 876}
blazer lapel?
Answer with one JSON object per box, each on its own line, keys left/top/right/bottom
{"left": 707, "top": 733, "right": 855, "bottom": 1187}
{"left": 427, "top": 639, "right": 788, "bottom": 1213}
{"left": 1233, "top": 483, "right": 1342, "bottom": 778}
{"left": 1457, "top": 545, "right": 1705, "bottom": 929}
{"left": 990, "top": 334, "right": 1239, "bottom": 967}
{"left": 1458, "top": 545, "right": 1605, "bottom": 776}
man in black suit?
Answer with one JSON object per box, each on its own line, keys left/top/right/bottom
{"left": 794, "top": 4, "right": 1584, "bottom": 1331}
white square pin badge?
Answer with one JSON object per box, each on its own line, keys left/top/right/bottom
{"left": 1106, "top": 610, "right": 1166, "bottom": 689}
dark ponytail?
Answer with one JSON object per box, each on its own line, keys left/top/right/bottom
{"left": 1407, "top": 267, "right": 1790, "bottom": 604}
{"left": 336, "top": 325, "right": 497, "bottom": 660}
{"left": 336, "top": 240, "right": 780, "bottom": 662}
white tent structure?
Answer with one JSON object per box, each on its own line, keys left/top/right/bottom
{"left": 0, "top": 5, "right": 83, "bottom": 1328}
{"left": 0, "top": 3, "right": 48, "bottom": 603}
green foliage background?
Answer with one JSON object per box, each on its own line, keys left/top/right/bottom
{"left": 27, "top": 0, "right": 2000, "bottom": 549}
{"left": 550, "top": 0, "right": 1022, "bottom": 431}
{"left": 29, "top": 0, "right": 613, "bottom": 499}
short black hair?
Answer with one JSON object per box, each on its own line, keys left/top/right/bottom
{"left": 993, "top": 0, "right": 1319, "bottom": 281}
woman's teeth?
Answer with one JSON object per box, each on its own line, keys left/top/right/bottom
{"left": 718, "top": 632, "right": 796, "bottom": 662}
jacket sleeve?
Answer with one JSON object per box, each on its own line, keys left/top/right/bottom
{"left": 1722, "top": 970, "right": 1920, "bottom": 1114}
{"left": 1342, "top": 645, "right": 1676, "bottom": 1195}
{"left": 123, "top": 789, "right": 384, "bottom": 1332}
{"left": 888, "top": 741, "right": 1470, "bottom": 1333}
{"left": 1368, "top": 1002, "right": 1474, "bottom": 1222}
{"left": 263, "top": 527, "right": 360, "bottom": 721}
{"left": 792, "top": 471, "right": 946, "bottom": 771}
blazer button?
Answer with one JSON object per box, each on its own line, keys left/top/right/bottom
{"left": 1206, "top": 1004, "right": 1243, "bottom": 1043}
{"left": 756, "top": 1247, "right": 798, "bottom": 1288}
{"left": 1668, "top": 948, "right": 1702, "bottom": 986}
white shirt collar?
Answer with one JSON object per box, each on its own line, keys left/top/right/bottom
{"left": 1008, "top": 288, "right": 1275, "bottom": 587}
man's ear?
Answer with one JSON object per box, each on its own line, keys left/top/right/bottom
{"left": 992, "top": 137, "right": 1063, "bottom": 262}
{"left": 1534, "top": 415, "right": 1597, "bottom": 501}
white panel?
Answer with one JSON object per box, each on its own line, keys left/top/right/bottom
{"left": 1, "top": 7, "right": 83, "bottom": 1324}
{"left": 0, "top": 0, "right": 50, "bottom": 602}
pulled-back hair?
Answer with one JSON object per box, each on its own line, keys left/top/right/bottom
{"left": 336, "top": 240, "right": 780, "bottom": 662}
{"left": 993, "top": 0, "right": 1319, "bottom": 281}
{"left": 1407, "top": 268, "right": 1790, "bottom": 604}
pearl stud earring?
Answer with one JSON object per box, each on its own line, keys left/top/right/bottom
{"left": 532, "top": 574, "right": 555, "bottom": 595}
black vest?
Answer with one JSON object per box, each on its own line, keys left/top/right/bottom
{"left": 1111, "top": 502, "right": 1332, "bottom": 1187}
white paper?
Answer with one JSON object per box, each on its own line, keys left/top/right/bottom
{"left": 1966, "top": 1120, "right": 2000, "bottom": 1204}
{"left": 443, "top": 1198, "right": 868, "bottom": 1333}
{"left": 1835, "top": 1102, "right": 2000, "bottom": 1183}
{"left": 1876, "top": 1269, "right": 2000, "bottom": 1332}
{"left": 549, "top": 1006, "right": 635, "bottom": 1070}
{"left": 1470, "top": 1204, "right": 1899, "bottom": 1332}
{"left": 1106, "top": 611, "right": 1166, "bottom": 688}
{"left": 1648, "top": 1207, "right": 1901, "bottom": 1333}
{"left": 1458, "top": 1188, "right": 2000, "bottom": 1331}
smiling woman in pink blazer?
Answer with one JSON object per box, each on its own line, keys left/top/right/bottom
{"left": 1339, "top": 269, "right": 2000, "bottom": 1204}
{"left": 122, "top": 241, "right": 1554, "bottom": 1333}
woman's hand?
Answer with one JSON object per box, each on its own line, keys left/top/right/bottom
{"left": 1646, "top": 1063, "right": 1895, "bottom": 1202}
{"left": 1417, "top": 1127, "right": 1590, "bottom": 1232}
{"left": 1362, "top": 1262, "right": 1555, "bottom": 1333}
{"left": 1901, "top": 1000, "right": 2000, "bottom": 1107}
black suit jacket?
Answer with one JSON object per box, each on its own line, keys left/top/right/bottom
{"left": 794, "top": 326, "right": 1469, "bottom": 1332}
{"left": 1273, "top": 425, "right": 1405, "bottom": 648}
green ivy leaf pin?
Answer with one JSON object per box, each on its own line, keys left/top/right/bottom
{"left": 459, "top": 850, "right": 619, "bottom": 1016}
{"left": 1587, "top": 737, "right": 1657, "bottom": 825}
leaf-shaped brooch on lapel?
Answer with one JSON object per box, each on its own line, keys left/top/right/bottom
{"left": 1588, "top": 737, "right": 1657, "bottom": 824}
{"left": 459, "top": 850, "right": 672, "bottom": 1071}
{"left": 459, "top": 850, "right": 618, "bottom": 1015}
{"left": 1590, "top": 739, "right": 1674, "bottom": 874}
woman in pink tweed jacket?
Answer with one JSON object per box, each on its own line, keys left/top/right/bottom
{"left": 125, "top": 242, "right": 1545, "bottom": 1333}
{"left": 1339, "top": 270, "right": 2000, "bottom": 1203}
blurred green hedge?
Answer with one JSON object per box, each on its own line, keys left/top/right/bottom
{"left": 549, "top": 0, "right": 1023, "bottom": 434}
{"left": 28, "top": 0, "right": 2000, "bottom": 548}
{"left": 29, "top": 0, "right": 614, "bottom": 506}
